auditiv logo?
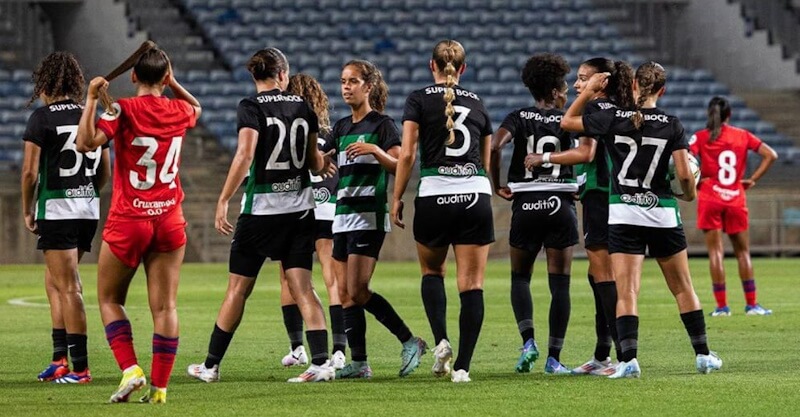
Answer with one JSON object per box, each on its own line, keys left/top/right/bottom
{"left": 438, "top": 162, "right": 478, "bottom": 177}
{"left": 620, "top": 191, "right": 659, "bottom": 210}
{"left": 522, "top": 196, "right": 561, "bottom": 216}
{"left": 313, "top": 187, "right": 331, "bottom": 204}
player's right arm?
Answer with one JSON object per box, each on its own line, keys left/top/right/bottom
{"left": 20, "top": 141, "right": 40, "bottom": 233}
{"left": 76, "top": 77, "right": 110, "bottom": 152}
{"left": 527, "top": 136, "right": 597, "bottom": 169}
{"left": 391, "top": 120, "right": 419, "bottom": 229}
{"left": 168, "top": 66, "right": 202, "bottom": 120}
{"left": 215, "top": 127, "right": 257, "bottom": 235}
{"left": 672, "top": 148, "right": 697, "bottom": 202}
{"left": 490, "top": 127, "right": 513, "bottom": 200}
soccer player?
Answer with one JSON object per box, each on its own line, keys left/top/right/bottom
{"left": 391, "top": 40, "right": 493, "bottom": 383}
{"left": 187, "top": 49, "right": 335, "bottom": 384}
{"left": 331, "top": 59, "right": 426, "bottom": 379}
{"left": 528, "top": 57, "right": 635, "bottom": 375}
{"left": 559, "top": 62, "right": 723, "bottom": 378}
{"left": 490, "top": 53, "right": 576, "bottom": 375}
{"left": 690, "top": 97, "right": 777, "bottom": 316}
{"left": 76, "top": 46, "right": 201, "bottom": 402}
{"left": 278, "top": 73, "right": 346, "bottom": 370}
{"left": 22, "top": 52, "right": 110, "bottom": 384}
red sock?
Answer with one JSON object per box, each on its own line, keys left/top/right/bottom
{"left": 104, "top": 320, "right": 138, "bottom": 371}
{"left": 712, "top": 283, "right": 727, "bottom": 308}
{"left": 742, "top": 279, "right": 757, "bottom": 306}
{"left": 151, "top": 334, "right": 179, "bottom": 389}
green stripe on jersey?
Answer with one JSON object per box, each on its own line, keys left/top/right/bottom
{"left": 420, "top": 166, "right": 487, "bottom": 178}
{"left": 338, "top": 133, "right": 381, "bottom": 149}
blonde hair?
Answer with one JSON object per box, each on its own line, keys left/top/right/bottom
{"left": 630, "top": 62, "right": 666, "bottom": 129}
{"left": 287, "top": 73, "right": 331, "bottom": 135}
{"left": 432, "top": 40, "right": 465, "bottom": 145}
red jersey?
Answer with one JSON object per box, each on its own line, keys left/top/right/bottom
{"left": 97, "top": 95, "right": 196, "bottom": 220}
{"left": 689, "top": 124, "right": 762, "bottom": 207}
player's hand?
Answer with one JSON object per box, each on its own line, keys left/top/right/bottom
{"left": 23, "top": 212, "right": 38, "bottom": 234}
{"left": 215, "top": 200, "right": 234, "bottom": 235}
{"left": 496, "top": 186, "right": 514, "bottom": 201}
{"left": 345, "top": 142, "right": 377, "bottom": 161}
{"left": 88, "top": 77, "right": 109, "bottom": 100}
{"left": 586, "top": 72, "right": 610, "bottom": 94}
{"left": 525, "top": 153, "right": 544, "bottom": 170}
{"left": 317, "top": 149, "right": 337, "bottom": 178}
{"left": 742, "top": 178, "right": 756, "bottom": 190}
{"left": 391, "top": 198, "right": 405, "bottom": 229}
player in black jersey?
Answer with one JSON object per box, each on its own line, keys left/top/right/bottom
{"left": 560, "top": 62, "right": 722, "bottom": 378}
{"left": 189, "top": 48, "right": 335, "bottom": 383}
{"left": 277, "top": 73, "right": 346, "bottom": 370}
{"left": 21, "top": 52, "right": 110, "bottom": 384}
{"left": 490, "top": 53, "right": 576, "bottom": 375}
{"left": 330, "top": 59, "right": 427, "bottom": 380}
{"left": 392, "top": 40, "right": 493, "bottom": 383}
{"left": 529, "top": 57, "right": 634, "bottom": 375}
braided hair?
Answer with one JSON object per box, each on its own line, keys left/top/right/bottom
{"left": 432, "top": 40, "right": 466, "bottom": 145}
{"left": 630, "top": 62, "right": 667, "bottom": 129}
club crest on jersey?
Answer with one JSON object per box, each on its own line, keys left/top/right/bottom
{"left": 99, "top": 103, "right": 122, "bottom": 121}
{"left": 313, "top": 187, "right": 331, "bottom": 204}
{"left": 522, "top": 196, "right": 561, "bottom": 215}
{"left": 620, "top": 191, "right": 659, "bottom": 210}
{"left": 272, "top": 176, "right": 303, "bottom": 193}
{"left": 438, "top": 162, "right": 478, "bottom": 178}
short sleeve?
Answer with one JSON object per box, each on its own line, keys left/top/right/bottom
{"left": 96, "top": 103, "right": 122, "bottom": 141}
{"left": 402, "top": 91, "right": 423, "bottom": 124}
{"left": 688, "top": 131, "right": 700, "bottom": 156}
{"left": 581, "top": 109, "right": 615, "bottom": 137}
{"left": 745, "top": 130, "right": 763, "bottom": 152}
{"left": 236, "top": 99, "right": 261, "bottom": 132}
{"left": 499, "top": 111, "right": 519, "bottom": 137}
{"left": 478, "top": 103, "right": 493, "bottom": 137}
{"left": 672, "top": 119, "right": 689, "bottom": 151}
{"left": 317, "top": 132, "right": 335, "bottom": 153}
{"left": 22, "top": 110, "right": 46, "bottom": 147}
{"left": 180, "top": 100, "right": 197, "bottom": 128}
{"left": 378, "top": 119, "right": 401, "bottom": 151}
{"left": 304, "top": 102, "right": 319, "bottom": 135}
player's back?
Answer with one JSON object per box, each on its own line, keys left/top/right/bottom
{"left": 690, "top": 125, "right": 760, "bottom": 205}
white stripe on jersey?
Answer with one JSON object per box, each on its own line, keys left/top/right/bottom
{"left": 419, "top": 176, "right": 492, "bottom": 197}
{"left": 608, "top": 204, "right": 680, "bottom": 228}
{"left": 314, "top": 201, "right": 335, "bottom": 221}
{"left": 337, "top": 153, "right": 380, "bottom": 167}
{"left": 38, "top": 198, "right": 100, "bottom": 220}
{"left": 332, "top": 212, "right": 391, "bottom": 234}
{"left": 508, "top": 181, "right": 578, "bottom": 193}
{"left": 242, "top": 187, "right": 315, "bottom": 216}
{"left": 337, "top": 185, "right": 376, "bottom": 199}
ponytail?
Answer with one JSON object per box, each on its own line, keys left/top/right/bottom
{"left": 443, "top": 46, "right": 458, "bottom": 145}
{"left": 630, "top": 62, "right": 667, "bottom": 129}
{"left": 706, "top": 96, "right": 731, "bottom": 142}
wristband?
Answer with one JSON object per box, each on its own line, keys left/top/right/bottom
{"left": 543, "top": 152, "right": 552, "bottom": 164}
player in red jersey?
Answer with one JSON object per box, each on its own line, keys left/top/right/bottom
{"left": 689, "top": 97, "right": 777, "bottom": 317}
{"left": 76, "top": 47, "right": 201, "bottom": 403}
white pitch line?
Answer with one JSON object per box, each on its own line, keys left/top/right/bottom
{"left": 7, "top": 296, "right": 145, "bottom": 309}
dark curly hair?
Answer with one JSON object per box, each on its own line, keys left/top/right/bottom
{"left": 343, "top": 59, "right": 388, "bottom": 113}
{"left": 29, "top": 51, "right": 85, "bottom": 107}
{"left": 521, "top": 53, "right": 570, "bottom": 103}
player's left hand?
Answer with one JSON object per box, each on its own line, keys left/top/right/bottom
{"left": 23, "top": 212, "right": 38, "bottom": 234}
{"left": 525, "top": 153, "right": 544, "bottom": 170}
{"left": 345, "top": 142, "right": 376, "bottom": 161}
{"left": 215, "top": 200, "right": 234, "bottom": 235}
{"left": 742, "top": 178, "right": 756, "bottom": 190}
{"left": 317, "top": 149, "right": 337, "bottom": 178}
{"left": 390, "top": 198, "right": 405, "bottom": 229}
{"left": 586, "top": 72, "right": 610, "bottom": 93}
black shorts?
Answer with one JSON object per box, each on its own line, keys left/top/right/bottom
{"left": 36, "top": 219, "right": 98, "bottom": 252}
{"left": 608, "top": 224, "right": 687, "bottom": 258}
{"left": 581, "top": 190, "right": 609, "bottom": 249}
{"left": 332, "top": 230, "right": 386, "bottom": 261}
{"left": 413, "top": 193, "right": 494, "bottom": 247}
{"left": 315, "top": 220, "right": 333, "bottom": 241}
{"left": 510, "top": 192, "right": 578, "bottom": 253}
{"left": 229, "top": 210, "right": 315, "bottom": 277}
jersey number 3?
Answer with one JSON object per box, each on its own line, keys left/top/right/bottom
{"left": 445, "top": 106, "right": 471, "bottom": 157}
{"left": 130, "top": 136, "right": 182, "bottom": 190}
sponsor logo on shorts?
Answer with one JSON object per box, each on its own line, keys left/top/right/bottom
{"left": 436, "top": 193, "right": 474, "bottom": 205}
{"left": 133, "top": 197, "right": 176, "bottom": 215}
{"left": 521, "top": 196, "right": 561, "bottom": 216}
{"left": 712, "top": 184, "right": 740, "bottom": 202}
{"left": 437, "top": 163, "right": 478, "bottom": 177}
{"left": 620, "top": 191, "right": 659, "bottom": 210}
{"left": 65, "top": 183, "right": 96, "bottom": 198}
{"left": 313, "top": 187, "right": 331, "bottom": 204}
{"left": 272, "top": 176, "right": 303, "bottom": 193}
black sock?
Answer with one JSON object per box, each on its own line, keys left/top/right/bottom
{"left": 364, "top": 292, "right": 412, "bottom": 344}
{"left": 282, "top": 304, "right": 304, "bottom": 350}
{"left": 306, "top": 330, "right": 329, "bottom": 366}
{"left": 66, "top": 333, "right": 88, "bottom": 372}
{"left": 453, "top": 289, "right": 484, "bottom": 372}
{"left": 343, "top": 306, "right": 367, "bottom": 362}
{"left": 205, "top": 324, "right": 234, "bottom": 368}
{"left": 511, "top": 271, "right": 534, "bottom": 343}
{"left": 547, "top": 274, "right": 570, "bottom": 361}
{"left": 680, "top": 310, "right": 710, "bottom": 355}
{"left": 588, "top": 275, "right": 611, "bottom": 360}
{"left": 596, "top": 280, "right": 621, "bottom": 361}
{"left": 616, "top": 315, "right": 639, "bottom": 362}
{"left": 421, "top": 274, "right": 448, "bottom": 345}
{"left": 52, "top": 328, "right": 68, "bottom": 362}
{"left": 329, "top": 305, "right": 346, "bottom": 354}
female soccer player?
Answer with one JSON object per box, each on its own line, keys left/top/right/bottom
{"left": 278, "top": 73, "right": 346, "bottom": 370}
{"left": 690, "top": 97, "right": 777, "bottom": 316}
{"left": 22, "top": 52, "right": 110, "bottom": 384}
{"left": 76, "top": 46, "right": 201, "bottom": 402}
{"left": 332, "top": 59, "right": 426, "bottom": 379}
{"left": 490, "top": 53, "right": 576, "bottom": 375}
{"left": 188, "top": 48, "right": 334, "bottom": 384}
{"left": 392, "top": 40, "right": 493, "bottom": 383}
{"left": 528, "top": 57, "right": 634, "bottom": 375}
{"left": 559, "top": 62, "right": 722, "bottom": 378}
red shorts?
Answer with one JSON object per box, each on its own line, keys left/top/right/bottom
{"left": 103, "top": 208, "right": 187, "bottom": 268}
{"left": 696, "top": 198, "right": 749, "bottom": 235}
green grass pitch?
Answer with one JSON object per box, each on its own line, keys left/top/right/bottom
{"left": 1, "top": 258, "right": 799, "bottom": 416}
